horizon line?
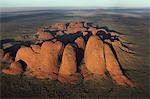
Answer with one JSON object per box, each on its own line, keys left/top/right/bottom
{"left": 1, "top": 6, "right": 150, "bottom": 9}
{"left": 1, "top": 7, "right": 149, "bottom": 13}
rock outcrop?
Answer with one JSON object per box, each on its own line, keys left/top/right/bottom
{"left": 7, "top": 41, "right": 63, "bottom": 79}
{"left": 58, "top": 44, "right": 81, "bottom": 84}
{"left": 30, "top": 45, "right": 41, "bottom": 53}
{"left": 50, "top": 22, "right": 66, "bottom": 30}
{"left": 2, "top": 61, "right": 23, "bottom": 75}
{"left": 104, "top": 43, "right": 134, "bottom": 87}
{"left": 1, "top": 21, "right": 136, "bottom": 87}
{"left": 74, "top": 37, "right": 85, "bottom": 50}
{"left": 65, "top": 21, "right": 87, "bottom": 34}
{"left": 38, "top": 32, "right": 53, "bottom": 40}
{"left": 84, "top": 36, "right": 106, "bottom": 77}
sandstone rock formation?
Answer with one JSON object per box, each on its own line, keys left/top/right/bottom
{"left": 74, "top": 37, "right": 85, "bottom": 50}
{"left": 80, "top": 63, "right": 93, "bottom": 80}
{"left": 84, "top": 36, "right": 106, "bottom": 76}
{"left": 1, "top": 21, "right": 136, "bottom": 87}
{"left": 68, "top": 21, "right": 84, "bottom": 28}
{"left": 58, "top": 44, "right": 81, "bottom": 84}
{"left": 38, "top": 41, "right": 63, "bottom": 75}
{"left": 112, "top": 40, "right": 135, "bottom": 54}
{"left": 65, "top": 21, "right": 87, "bottom": 33}
{"left": 111, "top": 40, "right": 137, "bottom": 66}
{"left": 7, "top": 41, "right": 63, "bottom": 79}
{"left": 2, "top": 61, "right": 23, "bottom": 75}
{"left": 104, "top": 43, "right": 134, "bottom": 87}
{"left": 50, "top": 22, "right": 66, "bottom": 30}
{"left": 31, "top": 45, "right": 41, "bottom": 53}
{"left": 38, "top": 31, "right": 53, "bottom": 40}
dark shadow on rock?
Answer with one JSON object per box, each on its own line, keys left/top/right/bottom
{"left": 86, "top": 22, "right": 98, "bottom": 28}
{"left": 76, "top": 48, "right": 84, "bottom": 68}
{"left": 0, "top": 39, "right": 15, "bottom": 44}
{"left": 3, "top": 40, "right": 36, "bottom": 57}
{"left": 96, "top": 31, "right": 111, "bottom": 40}
{"left": 56, "top": 32, "right": 83, "bottom": 45}
{"left": 83, "top": 31, "right": 92, "bottom": 44}
{"left": 97, "top": 26, "right": 127, "bottom": 36}
{"left": 44, "top": 29, "right": 59, "bottom": 37}
{"left": 96, "top": 30, "right": 121, "bottom": 42}
{"left": 105, "top": 42, "right": 128, "bottom": 76}
{"left": 17, "top": 60, "right": 27, "bottom": 71}
{"left": 4, "top": 43, "right": 22, "bottom": 57}
{"left": 71, "top": 43, "right": 83, "bottom": 72}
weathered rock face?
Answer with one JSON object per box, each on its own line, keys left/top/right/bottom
{"left": 14, "top": 41, "right": 63, "bottom": 79}
{"left": 2, "top": 61, "right": 23, "bottom": 75}
{"left": 31, "top": 45, "right": 41, "bottom": 53}
{"left": 39, "top": 41, "right": 63, "bottom": 75}
{"left": 84, "top": 36, "right": 106, "bottom": 76}
{"left": 74, "top": 37, "right": 85, "bottom": 50}
{"left": 15, "top": 47, "right": 38, "bottom": 71}
{"left": 38, "top": 32, "right": 53, "bottom": 40}
{"left": 59, "top": 44, "right": 76, "bottom": 75}
{"left": 104, "top": 43, "right": 134, "bottom": 87}
{"left": 58, "top": 44, "right": 80, "bottom": 84}
{"left": 80, "top": 63, "right": 93, "bottom": 80}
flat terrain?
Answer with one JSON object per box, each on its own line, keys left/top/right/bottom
{"left": 0, "top": 8, "right": 149, "bottom": 98}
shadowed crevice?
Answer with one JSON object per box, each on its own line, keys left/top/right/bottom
{"left": 104, "top": 42, "right": 125, "bottom": 74}
{"left": 17, "top": 60, "right": 27, "bottom": 71}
